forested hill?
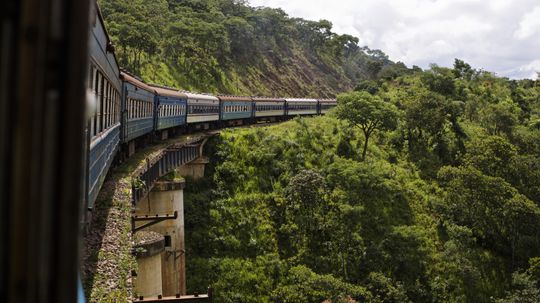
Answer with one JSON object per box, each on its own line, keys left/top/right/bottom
{"left": 98, "top": 0, "right": 403, "bottom": 97}
{"left": 181, "top": 62, "right": 540, "bottom": 303}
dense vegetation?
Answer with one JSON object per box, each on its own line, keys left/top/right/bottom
{"left": 99, "top": 0, "right": 404, "bottom": 97}
{"left": 98, "top": 1, "right": 540, "bottom": 301}
{"left": 183, "top": 61, "right": 540, "bottom": 303}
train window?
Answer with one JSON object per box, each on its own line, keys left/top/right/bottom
{"left": 103, "top": 82, "right": 107, "bottom": 128}
{"left": 107, "top": 83, "right": 112, "bottom": 127}
{"left": 110, "top": 89, "right": 114, "bottom": 123}
{"left": 108, "top": 82, "right": 112, "bottom": 126}
{"left": 110, "top": 85, "right": 113, "bottom": 123}
{"left": 93, "top": 72, "right": 100, "bottom": 136}
{"left": 105, "top": 81, "right": 112, "bottom": 129}
{"left": 90, "top": 67, "right": 97, "bottom": 137}
{"left": 98, "top": 73, "right": 104, "bottom": 134}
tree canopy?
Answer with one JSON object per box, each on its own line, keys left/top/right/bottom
{"left": 181, "top": 60, "right": 540, "bottom": 303}
{"left": 336, "top": 91, "right": 399, "bottom": 160}
{"left": 99, "top": 0, "right": 399, "bottom": 96}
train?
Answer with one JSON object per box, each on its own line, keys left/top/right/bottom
{"left": 84, "top": 5, "right": 337, "bottom": 211}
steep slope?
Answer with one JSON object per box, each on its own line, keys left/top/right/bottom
{"left": 99, "top": 0, "right": 398, "bottom": 97}
{"left": 182, "top": 64, "right": 540, "bottom": 303}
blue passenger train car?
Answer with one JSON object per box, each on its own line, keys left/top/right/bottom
{"left": 151, "top": 85, "right": 188, "bottom": 137}
{"left": 120, "top": 71, "right": 156, "bottom": 156}
{"left": 219, "top": 95, "right": 253, "bottom": 124}
{"left": 86, "top": 7, "right": 122, "bottom": 209}
{"left": 318, "top": 98, "right": 337, "bottom": 114}
{"left": 253, "top": 97, "right": 286, "bottom": 122}
{"left": 285, "top": 98, "right": 318, "bottom": 116}
{"left": 186, "top": 92, "right": 220, "bottom": 129}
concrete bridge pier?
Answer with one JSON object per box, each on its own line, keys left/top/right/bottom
{"left": 133, "top": 232, "right": 165, "bottom": 298}
{"left": 133, "top": 180, "right": 186, "bottom": 297}
{"left": 177, "top": 156, "right": 209, "bottom": 180}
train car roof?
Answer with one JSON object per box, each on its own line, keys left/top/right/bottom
{"left": 150, "top": 85, "right": 188, "bottom": 99}
{"left": 285, "top": 98, "right": 318, "bottom": 102}
{"left": 94, "top": 4, "right": 120, "bottom": 71}
{"left": 252, "top": 97, "right": 286, "bottom": 102}
{"left": 184, "top": 91, "right": 219, "bottom": 101}
{"left": 318, "top": 98, "right": 337, "bottom": 102}
{"left": 120, "top": 71, "right": 156, "bottom": 93}
{"left": 218, "top": 95, "right": 253, "bottom": 102}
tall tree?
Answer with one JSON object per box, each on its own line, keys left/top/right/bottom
{"left": 335, "top": 91, "right": 399, "bottom": 160}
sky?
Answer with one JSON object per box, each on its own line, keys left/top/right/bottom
{"left": 248, "top": 0, "right": 540, "bottom": 79}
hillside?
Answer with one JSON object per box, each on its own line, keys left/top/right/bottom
{"left": 182, "top": 62, "right": 540, "bottom": 302}
{"left": 98, "top": 0, "right": 404, "bottom": 97}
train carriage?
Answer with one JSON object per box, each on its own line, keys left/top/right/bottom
{"left": 219, "top": 95, "right": 254, "bottom": 124}
{"left": 151, "top": 85, "right": 188, "bottom": 137}
{"left": 253, "top": 97, "right": 286, "bottom": 121}
{"left": 86, "top": 6, "right": 122, "bottom": 210}
{"left": 186, "top": 92, "right": 220, "bottom": 128}
{"left": 120, "top": 71, "right": 156, "bottom": 155}
{"left": 285, "top": 98, "right": 318, "bottom": 116}
{"left": 318, "top": 98, "right": 337, "bottom": 114}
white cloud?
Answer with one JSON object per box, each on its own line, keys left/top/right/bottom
{"left": 249, "top": 0, "right": 540, "bottom": 79}
{"left": 514, "top": 7, "right": 540, "bottom": 39}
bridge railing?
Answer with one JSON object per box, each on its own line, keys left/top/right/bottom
{"left": 131, "top": 138, "right": 206, "bottom": 204}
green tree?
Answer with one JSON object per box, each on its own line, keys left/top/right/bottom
{"left": 496, "top": 272, "right": 540, "bottom": 303}
{"left": 437, "top": 166, "right": 540, "bottom": 268}
{"left": 335, "top": 91, "right": 399, "bottom": 160}
{"left": 480, "top": 100, "right": 521, "bottom": 136}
